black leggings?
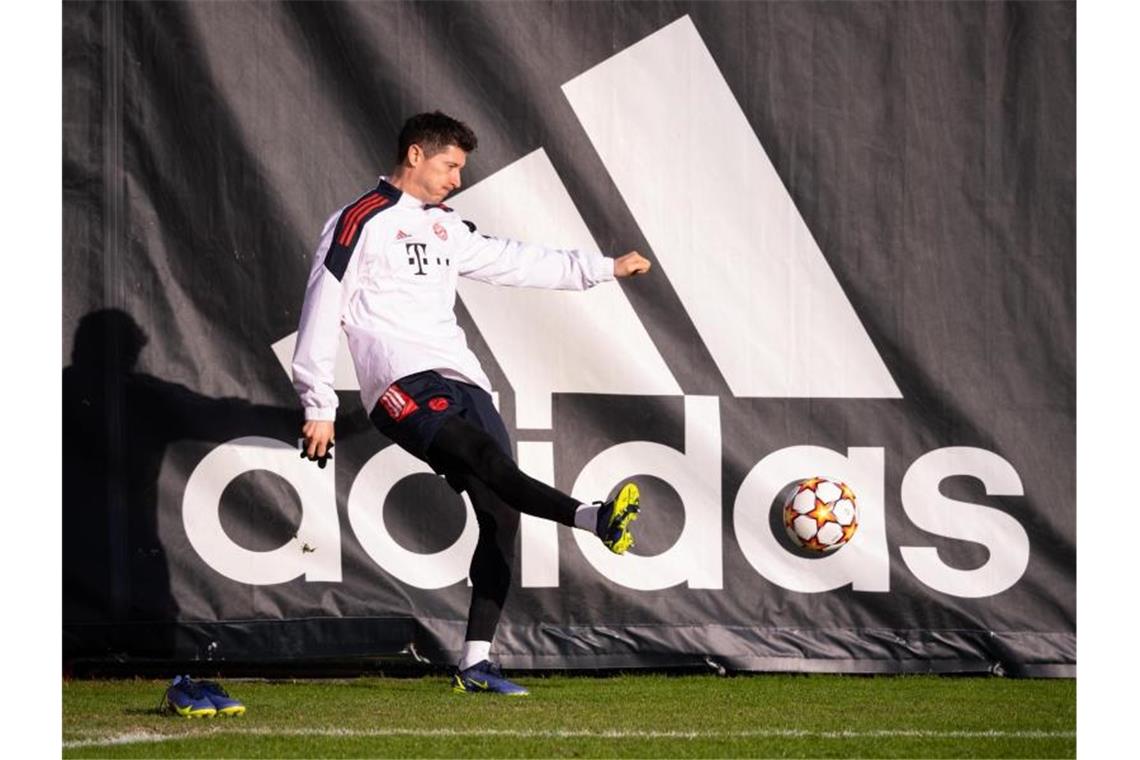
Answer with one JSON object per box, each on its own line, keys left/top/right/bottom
{"left": 426, "top": 415, "right": 581, "bottom": 642}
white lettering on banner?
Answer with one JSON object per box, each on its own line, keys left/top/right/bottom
{"left": 347, "top": 444, "right": 479, "bottom": 590}
{"left": 182, "top": 436, "right": 341, "bottom": 584}
{"left": 570, "top": 396, "right": 722, "bottom": 590}
{"left": 562, "top": 16, "right": 901, "bottom": 399}
{"left": 900, "top": 447, "right": 1029, "bottom": 598}
{"left": 180, "top": 430, "right": 1032, "bottom": 596}
{"left": 518, "top": 441, "right": 560, "bottom": 588}
{"left": 734, "top": 446, "right": 889, "bottom": 593}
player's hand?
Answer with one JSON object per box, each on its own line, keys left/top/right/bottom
{"left": 301, "top": 420, "right": 335, "bottom": 468}
{"left": 614, "top": 250, "right": 651, "bottom": 278}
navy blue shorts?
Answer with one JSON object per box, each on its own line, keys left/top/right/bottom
{"left": 368, "top": 370, "right": 511, "bottom": 466}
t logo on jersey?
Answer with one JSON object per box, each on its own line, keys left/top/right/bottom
{"left": 406, "top": 242, "right": 429, "bottom": 275}
{"left": 406, "top": 242, "right": 449, "bottom": 276}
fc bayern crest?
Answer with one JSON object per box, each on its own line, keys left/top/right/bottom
{"left": 433, "top": 222, "right": 448, "bottom": 241}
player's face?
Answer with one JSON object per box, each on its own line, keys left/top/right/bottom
{"left": 411, "top": 144, "right": 466, "bottom": 203}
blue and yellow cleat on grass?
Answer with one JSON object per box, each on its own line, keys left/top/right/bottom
{"left": 196, "top": 679, "right": 246, "bottom": 716}
{"left": 452, "top": 660, "right": 529, "bottom": 696}
{"left": 160, "top": 675, "right": 216, "bottom": 718}
{"left": 596, "top": 482, "right": 640, "bottom": 554}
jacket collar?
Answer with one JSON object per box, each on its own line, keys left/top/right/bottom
{"left": 376, "top": 176, "right": 454, "bottom": 211}
{"left": 375, "top": 176, "right": 419, "bottom": 208}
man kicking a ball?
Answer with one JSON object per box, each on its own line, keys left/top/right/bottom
{"left": 292, "top": 111, "right": 650, "bottom": 695}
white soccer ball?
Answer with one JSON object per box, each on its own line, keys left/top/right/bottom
{"left": 782, "top": 477, "right": 859, "bottom": 552}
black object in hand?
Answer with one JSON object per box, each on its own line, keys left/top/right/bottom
{"left": 300, "top": 440, "right": 334, "bottom": 468}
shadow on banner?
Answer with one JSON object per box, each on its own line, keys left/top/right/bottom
{"left": 62, "top": 308, "right": 302, "bottom": 664}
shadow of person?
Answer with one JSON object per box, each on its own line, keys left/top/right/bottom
{"left": 62, "top": 308, "right": 311, "bottom": 668}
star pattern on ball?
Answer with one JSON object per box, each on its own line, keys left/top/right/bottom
{"left": 808, "top": 499, "right": 834, "bottom": 528}
{"left": 797, "top": 477, "right": 823, "bottom": 493}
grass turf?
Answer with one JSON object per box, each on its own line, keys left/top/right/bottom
{"left": 62, "top": 673, "right": 1074, "bottom": 758}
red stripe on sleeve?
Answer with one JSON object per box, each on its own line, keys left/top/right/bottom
{"left": 337, "top": 195, "right": 390, "bottom": 246}
{"left": 335, "top": 197, "right": 373, "bottom": 246}
{"left": 337, "top": 195, "right": 382, "bottom": 245}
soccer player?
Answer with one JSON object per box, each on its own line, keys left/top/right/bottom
{"left": 292, "top": 111, "right": 650, "bottom": 695}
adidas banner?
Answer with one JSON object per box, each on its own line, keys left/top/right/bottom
{"left": 63, "top": 1, "right": 1075, "bottom": 676}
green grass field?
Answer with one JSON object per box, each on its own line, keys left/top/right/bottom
{"left": 62, "top": 673, "right": 1075, "bottom": 758}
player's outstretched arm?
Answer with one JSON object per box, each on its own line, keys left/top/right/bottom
{"left": 613, "top": 251, "right": 651, "bottom": 278}
{"left": 455, "top": 220, "right": 631, "bottom": 291}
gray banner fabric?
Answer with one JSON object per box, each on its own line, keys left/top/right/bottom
{"left": 62, "top": 1, "right": 1075, "bottom": 675}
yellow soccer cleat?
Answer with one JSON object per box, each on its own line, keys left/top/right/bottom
{"left": 596, "top": 482, "right": 640, "bottom": 555}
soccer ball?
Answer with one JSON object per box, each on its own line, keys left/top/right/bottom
{"left": 782, "top": 477, "right": 859, "bottom": 552}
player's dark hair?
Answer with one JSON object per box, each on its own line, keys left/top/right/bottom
{"left": 397, "top": 111, "right": 477, "bottom": 163}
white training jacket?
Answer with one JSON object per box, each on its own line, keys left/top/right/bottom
{"left": 292, "top": 178, "right": 615, "bottom": 421}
